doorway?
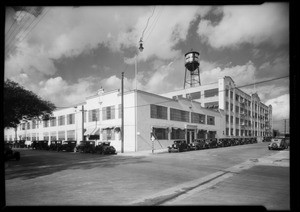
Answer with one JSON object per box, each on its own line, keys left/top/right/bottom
{"left": 187, "top": 130, "right": 195, "bottom": 144}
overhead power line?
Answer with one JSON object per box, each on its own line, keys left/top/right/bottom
{"left": 56, "top": 75, "right": 289, "bottom": 111}
{"left": 140, "top": 6, "right": 156, "bottom": 42}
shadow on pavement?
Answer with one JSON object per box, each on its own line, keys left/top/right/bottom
{"left": 5, "top": 150, "right": 150, "bottom": 180}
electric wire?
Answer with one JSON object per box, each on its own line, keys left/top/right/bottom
{"left": 144, "top": 6, "right": 163, "bottom": 44}
{"left": 55, "top": 75, "right": 289, "bottom": 111}
{"left": 5, "top": 9, "right": 38, "bottom": 53}
{"left": 140, "top": 6, "right": 156, "bottom": 41}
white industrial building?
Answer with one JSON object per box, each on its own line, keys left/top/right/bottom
{"left": 161, "top": 76, "right": 273, "bottom": 138}
{"left": 4, "top": 88, "right": 224, "bottom": 152}
{"left": 4, "top": 51, "right": 272, "bottom": 152}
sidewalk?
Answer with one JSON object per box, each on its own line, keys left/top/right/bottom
{"left": 130, "top": 150, "right": 289, "bottom": 207}
{"left": 117, "top": 148, "right": 168, "bottom": 156}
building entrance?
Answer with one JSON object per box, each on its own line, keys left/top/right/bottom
{"left": 186, "top": 130, "right": 195, "bottom": 144}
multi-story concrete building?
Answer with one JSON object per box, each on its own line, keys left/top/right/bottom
{"left": 161, "top": 76, "right": 273, "bottom": 138}
{"left": 4, "top": 89, "right": 223, "bottom": 152}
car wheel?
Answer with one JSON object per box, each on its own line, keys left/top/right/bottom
{"left": 14, "top": 152, "right": 20, "bottom": 161}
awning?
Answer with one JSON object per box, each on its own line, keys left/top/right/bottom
{"left": 93, "top": 128, "right": 100, "bottom": 135}
{"left": 84, "top": 128, "right": 95, "bottom": 136}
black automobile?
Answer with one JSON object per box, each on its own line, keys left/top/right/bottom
{"left": 76, "top": 140, "right": 96, "bottom": 153}
{"left": 207, "top": 138, "right": 218, "bottom": 148}
{"left": 59, "top": 140, "right": 77, "bottom": 152}
{"left": 49, "top": 140, "right": 63, "bottom": 151}
{"left": 217, "top": 138, "right": 225, "bottom": 147}
{"left": 37, "top": 140, "right": 50, "bottom": 150}
{"left": 4, "top": 143, "right": 20, "bottom": 161}
{"left": 262, "top": 136, "right": 272, "bottom": 142}
{"left": 168, "top": 140, "right": 189, "bottom": 153}
{"left": 95, "top": 142, "right": 117, "bottom": 155}
{"left": 189, "top": 139, "right": 208, "bottom": 150}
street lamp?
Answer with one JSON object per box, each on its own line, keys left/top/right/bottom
{"left": 134, "top": 39, "right": 144, "bottom": 152}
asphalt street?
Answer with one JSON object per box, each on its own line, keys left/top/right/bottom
{"left": 4, "top": 142, "right": 290, "bottom": 209}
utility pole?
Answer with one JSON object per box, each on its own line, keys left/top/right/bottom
{"left": 121, "top": 72, "right": 124, "bottom": 153}
{"left": 81, "top": 105, "right": 85, "bottom": 141}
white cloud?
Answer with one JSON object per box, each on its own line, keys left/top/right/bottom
{"left": 201, "top": 61, "right": 256, "bottom": 86}
{"left": 197, "top": 3, "right": 289, "bottom": 48}
{"left": 265, "top": 94, "right": 289, "bottom": 121}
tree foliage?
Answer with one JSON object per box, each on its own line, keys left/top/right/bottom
{"left": 4, "top": 79, "right": 56, "bottom": 128}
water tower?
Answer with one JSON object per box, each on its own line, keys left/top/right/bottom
{"left": 184, "top": 50, "right": 201, "bottom": 88}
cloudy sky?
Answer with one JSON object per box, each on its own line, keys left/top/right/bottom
{"left": 5, "top": 3, "right": 289, "bottom": 132}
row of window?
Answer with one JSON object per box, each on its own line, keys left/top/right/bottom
{"left": 153, "top": 127, "right": 216, "bottom": 140}
{"left": 225, "top": 128, "right": 267, "bottom": 137}
{"left": 172, "top": 88, "right": 219, "bottom": 100}
{"left": 19, "top": 105, "right": 121, "bottom": 130}
{"left": 151, "top": 104, "right": 215, "bottom": 125}
{"left": 17, "top": 128, "right": 119, "bottom": 141}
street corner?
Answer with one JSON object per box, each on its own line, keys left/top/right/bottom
{"left": 250, "top": 150, "right": 289, "bottom": 167}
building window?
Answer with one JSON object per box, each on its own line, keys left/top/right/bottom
{"left": 58, "top": 131, "right": 65, "bottom": 140}
{"left": 67, "top": 130, "right": 75, "bottom": 140}
{"left": 27, "top": 122, "right": 31, "bottom": 129}
{"left": 170, "top": 108, "right": 189, "bottom": 122}
{"left": 207, "top": 116, "right": 215, "bottom": 125}
{"left": 32, "top": 120, "right": 36, "bottom": 129}
{"left": 187, "top": 91, "right": 201, "bottom": 100}
{"left": 50, "top": 117, "right": 56, "bottom": 127}
{"left": 207, "top": 131, "right": 216, "bottom": 139}
{"left": 43, "top": 132, "right": 49, "bottom": 141}
{"left": 50, "top": 132, "right": 56, "bottom": 141}
{"left": 225, "top": 89, "right": 229, "bottom": 97}
{"left": 236, "top": 129, "right": 239, "bottom": 136}
{"left": 171, "top": 128, "right": 185, "bottom": 139}
{"left": 230, "top": 103, "right": 233, "bottom": 112}
{"left": 204, "top": 101, "right": 219, "bottom": 109}
{"left": 236, "top": 117, "right": 239, "bottom": 125}
{"left": 88, "top": 109, "right": 100, "bottom": 122}
{"left": 231, "top": 129, "right": 233, "bottom": 136}
{"left": 235, "top": 94, "right": 239, "bottom": 101}
{"left": 102, "top": 106, "right": 114, "bottom": 120}
{"left": 191, "top": 112, "right": 205, "bottom": 124}
{"left": 235, "top": 106, "right": 239, "bottom": 113}
{"left": 226, "top": 128, "right": 229, "bottom": 136}
{"left": 204, "top": 88, "right": 219, "bottom": 98}
{"left": 67, "top": 113, "right": 75, "bottom": 125}
{"left": 152, "top": 127, "right": 168, "bottom": 140}
{"left": 150, "top": 104, "right": 168, "bottom": 120}
{"left": 226, "top": 115, "right": 229, "bottom": 123}
{"left": 226, "top": 102, "right": 229, "bottom": 110}
{"left": 102, "top": 129, "right": 115, "bottom": 140}
{"left": 58, "top": 115, "right": 65, "bottom": 126}
{"left": 230, "top": 90, "right": 233, "bottom": 99}
{"left": 43, "top": 120, "right": 49, "bottom": 128}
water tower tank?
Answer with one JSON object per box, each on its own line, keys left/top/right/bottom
{"left": 185, "top": 51, "right": 200, "bottom": 72}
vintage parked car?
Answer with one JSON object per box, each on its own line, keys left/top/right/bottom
{"left": 95, "top": 141, "right": 117, "bottom": 155}
{"left": 76, "top": 140, "right": 96, "bottom": 153}
{"left": 262, "top": 136, "right": 272, "bottom": 142}
{"left": 268, "top": 137, "right": 288, "bottom": 150}
{"left": 207, "top": 138, "right": 218, "bottom": 148}
{"left": 4, "top": 143, "right": 20, "bottom": 161}
{"left": 168, "top": 140, "right": 189, "bottom": 153}
{"left": 189, "top": 139, "right": 208, "bottom": 150}
{"left": 31, "top": 140, "right": 49, "bottom": 150}
{"left": 49, "top": 140, "right": 63, "bottom": 151}
{"left": 58, "top": 140, "right": 77, "bottom": 152}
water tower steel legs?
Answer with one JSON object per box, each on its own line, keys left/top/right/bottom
{"left": 184, "top": 67, "right": 201, "bottom": 88}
